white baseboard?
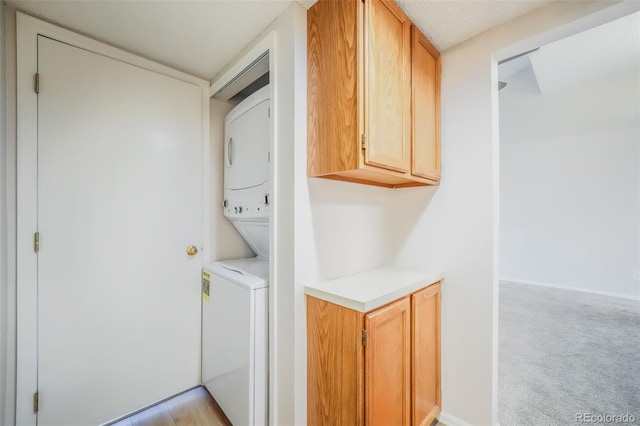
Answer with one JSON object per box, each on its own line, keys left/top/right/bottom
{"left": 438, "top": 411, "right": 473, "bottom": 426}
{"left": 500, "top": 277, "right": 640, "bottom": 302}
{"left": 438, "top": 410, "right": 500, "bottom": 426}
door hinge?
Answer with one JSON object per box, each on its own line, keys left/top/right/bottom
{"left": 362, "top": 328, "right": 367, "bottom": 346}
{"left": 34, "top": 232, "right": 40, "bottom": 253}
{"left": 35, "top": 73, "right": 39, "bottom": 94}
{"left": 361, "top": 133, "right": 367, "bottom": 150}
{"left": 33, "top": 392, "right": 39, "bottom": 413}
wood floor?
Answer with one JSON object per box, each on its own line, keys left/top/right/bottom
{"left": 109, "top": 386, "right": 445, "bottom": 426}
{"left": 111, "top": 387, "right": 231, "bottom": 426}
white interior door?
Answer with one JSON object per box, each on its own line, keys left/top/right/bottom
{"left": 36, "top": 36, "right": 202, "bottom": 425}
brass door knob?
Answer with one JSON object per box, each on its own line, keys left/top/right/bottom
{"left": 186, "top": 245, "right": 198, "bottom": 256}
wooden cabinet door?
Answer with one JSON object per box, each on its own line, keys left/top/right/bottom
{"left": 307, "top": 0, "right": 361, "bottom": 177}
{"left": 411, "top": 26, "right": 441, "bottom": 181}
{"left": 365, "top": 297, "right": 411, "bottom": 426}
{"left": 364, "top": 0, "right": 411, "bottom": 173}
{"left": 306, "top": 296, "right": 365, "bottom": 426}
{"left": 411, "top": 283, "right": 441, "bottom": 425}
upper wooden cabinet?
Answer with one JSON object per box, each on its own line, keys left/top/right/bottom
{"left": 307, "top": 0, "right": 441, "bottom": 188}
{"left": 411, "top": 27, "right": 441, "bottom": 182}
{"left": 364, "top": 0, "right": 411, "bottom": 174}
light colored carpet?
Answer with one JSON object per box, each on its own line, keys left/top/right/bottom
{"left": 499, "top": 282, "right": 640, "bottom": 426}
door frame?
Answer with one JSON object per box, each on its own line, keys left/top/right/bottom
{"left": 209, "top": 31, "right": 278, "bottom": 425}
{"left": 15, "top": 12, "right": 210, "bottom": 425}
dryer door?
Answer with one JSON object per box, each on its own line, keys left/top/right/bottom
{"left": 225, "top": 98, "right": 270, "bottom": 190}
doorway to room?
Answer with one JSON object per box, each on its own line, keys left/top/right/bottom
{"left": 496, "top": 11, "right": 640, "bottom": 426}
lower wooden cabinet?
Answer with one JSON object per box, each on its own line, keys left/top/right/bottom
{"left": 365, "top": 298, "right": 411, "bottom": 425}
{"left": 307, "top": 282, "right": 441, "bottom": 425}
{"left": 411, "top": 284, "right": 442, "bottom": 425}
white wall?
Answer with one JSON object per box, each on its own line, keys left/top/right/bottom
{"left": 0, "top": 1, "right": 7, "bottom": 422}
{"left": 294, "top": 179, "right": 400, "bottom": 422}
{"left": 500, "top": 66, "right": 640, "bottom": 299}
{"left": 1, "top": 5, "right": 17, "bottom": 425}
{"left": 392, "top": 1, "right": 639, "bottom": 425}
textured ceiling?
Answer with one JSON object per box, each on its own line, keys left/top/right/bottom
{"left": 8, "top": 0, "right": 557, "bottom": 81}
{"left": 398, "top": 0, "right": 555, "bottom": 52}
{"left": 7, "top": 0, "right": 294, "bottom": 80}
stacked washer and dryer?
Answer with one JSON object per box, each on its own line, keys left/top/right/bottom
{"left": 202, "top": 85, "right": 270, "bottom": 426}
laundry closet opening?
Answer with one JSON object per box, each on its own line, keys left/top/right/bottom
{"left": 204, "top": 50, "right": 273, "bottom": 426}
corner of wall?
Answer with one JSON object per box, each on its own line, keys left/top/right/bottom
{"left": 2, "top": 5, "right": 18, "bottom": 425}
{"left": 392, "top": 1, "right": 638, "bottom": 425}
{"left": 0, "top": 0, "right": 7, "bottom": 421}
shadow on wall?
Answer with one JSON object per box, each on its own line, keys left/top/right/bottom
{"left": 392, "top": 186, "right": 439, "bottom": 257}
{"left": 308, "top": 178, "right": 438, "bottom": 281}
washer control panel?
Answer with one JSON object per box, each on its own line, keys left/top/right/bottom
{"left": 223, "top": 184, "right": 269, "bottom": 220}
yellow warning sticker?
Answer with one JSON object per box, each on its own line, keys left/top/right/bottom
{"left": 202, "top": 270, "right": 211, "bottom": 302}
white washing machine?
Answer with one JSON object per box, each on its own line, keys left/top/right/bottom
{"left": 202, "top": 84, "right": 270, "bottom": 425}
{"left": 202, "top": 258, "right": 268, "bottom": 426}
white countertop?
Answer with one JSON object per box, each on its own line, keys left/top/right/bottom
{"left": 304, "top": 266, "right": 444, "bottom": 312}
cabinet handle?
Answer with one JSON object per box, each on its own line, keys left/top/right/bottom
{"left": 228, "top": 137, "right": 233, "bottom": 166}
